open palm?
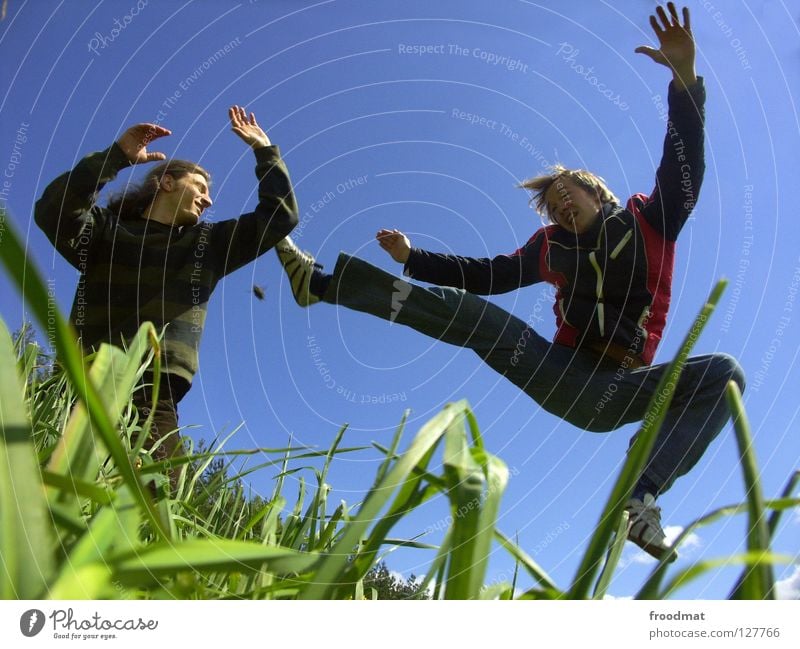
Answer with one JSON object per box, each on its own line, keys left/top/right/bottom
{"left": 636, "top": 3, "right": 695, "bottom": 76}
{"left": 116, "top": 123, "right": 171, "bottom": 165}
{"left": 229, "top": 105, "right": 271, "bottom": 149}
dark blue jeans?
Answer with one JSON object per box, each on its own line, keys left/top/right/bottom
{"left": 323, "top": 254, "right": 746, "bottom": 494}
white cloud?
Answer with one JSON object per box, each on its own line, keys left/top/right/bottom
{"left": 775, "top": 565, "right": 800, "bottom": 600}
{"left": 665, "top": 525, "right": 703, "bottom": 552}
{"left": 603, "top": 594, "right": 633, "bottom": 600}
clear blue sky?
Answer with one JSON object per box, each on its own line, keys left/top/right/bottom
{"left": 1, "top": 0, "right": 798, "bottom": 599}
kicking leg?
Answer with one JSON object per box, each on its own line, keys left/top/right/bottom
{"left": 275, "top": 236, "right": 531, "bottom": 355}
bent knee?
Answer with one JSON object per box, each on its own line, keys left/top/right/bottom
{"left": 713, "top": 352, "right": 746, "bottom": 394}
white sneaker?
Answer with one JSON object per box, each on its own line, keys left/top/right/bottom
{"left": 625, "top": 494, "right": 677, "bottom": 562}
{"left": 275, "top": 236, "right": 322, "bottom": 306}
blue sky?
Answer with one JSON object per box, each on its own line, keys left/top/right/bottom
{"left": 1, "top": 0, "right": 799, "bottom": 599}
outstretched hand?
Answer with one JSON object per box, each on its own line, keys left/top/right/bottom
{"left": 116, "top": 124, "right": 171, "bottom": 165}
{"left": 229, "top": 105, "right": 271, "bottom": 149}
{"left": 376, "top": 229, "right": 411, "bottom": 264}
{"left": 635, "top": 3, "right": 696, "bottom": 91}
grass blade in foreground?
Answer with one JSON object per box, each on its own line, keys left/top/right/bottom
{"left": 0, "top": 318, "right": 54, "bottom": 598}
{"left": 635, "top": 497, "right": 800, "bottom": 599}
{"left": 568, "top": 280, "right": 727, "bottom": 599}
{"left": 725, "top": 381, "right": 774, "bottom": 599}
{"left": 593, "top": 510, "right": 629, "bottom": 599}
{"left": 0, "top": 209, "right": 168, "bottom": 540}
{"left": 299, "top": 402, "right": 467, "bottom": 598}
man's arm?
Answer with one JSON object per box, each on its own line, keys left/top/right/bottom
{"left": 377, "top": 228, "right": 544, "bottom": 295}
{"left": 34, "top": 123, "right": 170, "bottom": 266}
{"left": 212, "top": 106, "right": 299, "bottom": 276}
{"left": 634, "top": 3, "right": 704, "bottom": 241}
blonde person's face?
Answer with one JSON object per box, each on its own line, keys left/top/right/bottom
{"left": 543, "top": 176, "right": 602, "bottom": 235}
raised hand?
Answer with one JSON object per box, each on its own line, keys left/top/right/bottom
{"left": 229, "top": 105, "right": 271, "bottom": 149}
{"left": 116, "top": 123, "right": 171, "bottom": 165}
{"left": 635, "top": 3, "right": 696, "bottom": 90}
{"left": 376, "top": 228, "right": 411, "bottom": 264}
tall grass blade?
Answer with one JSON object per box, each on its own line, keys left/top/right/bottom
{"left": 726, "top": 381, "right": 774, "bottom": 599}
{"left": 568, "top": 280, "right": 726, "bottom": 599}
{"left": 593, "top": 510, "right": 629, "bottom": 599}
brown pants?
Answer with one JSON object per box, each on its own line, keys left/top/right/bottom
{"left": 131, "top": 373, "right": 190, "bottom": 491}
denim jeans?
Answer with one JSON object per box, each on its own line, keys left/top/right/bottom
{"left": 323, "top": 253, "right": 746, "bottom": 494}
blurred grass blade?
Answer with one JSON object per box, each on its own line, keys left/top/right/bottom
{"left": 0, "top": 317, "right": 54, "bottom": 598}
{"left": 569, "top": 279, "right": 726, "bottom": 599}
{"left": 465, "top": 451, "right": 508, "bottom": 599}
{"left": 48, "top": 486, "right": 140, "bottom": 598}
{"left": 636, "top": 497, "right": 799, "bottom": 599}
{"left": 442, "top": 411, "right": 485, "bottom": 599}
{"left": 113, "top": 539, "right": 317, "bottom": 585}
{"left": 657, "top": 551, "right": 793, "bottom": 599}
{"left": 593, "top": 510, "right": 629, "bottom": 599}
{"left": 726, "top": 381, "right": 774, "bottom": 599}
{"left": 40, "top": 469, "right": 115, "bottom": 505}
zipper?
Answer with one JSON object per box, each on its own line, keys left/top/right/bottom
{"left": 588, "top": 251, "right": 605, "bottom": 337}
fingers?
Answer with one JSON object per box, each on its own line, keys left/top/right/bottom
{"left": 667, "top": 2, "right": 680, "bottom": 25}
{"left": 650, "top": 13, "right": 665, "bottom": 37}
{"left": 653, "top": 3, "right": 689, "bottom": 32}
{"left": 655, "top": 5, "right": 670, "bottom": 31}
{"left": 128, "top": 123, "right": 171, "bottom": 143}
{"left": 229, "top": 105, "right": 258, "bottom": 126}
{"left": 228, "top": 105, "right": 247, "bottom": 126}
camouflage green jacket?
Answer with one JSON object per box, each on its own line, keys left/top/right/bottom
{"left": 34, "top": 142, "right": 298, "bottom": 385}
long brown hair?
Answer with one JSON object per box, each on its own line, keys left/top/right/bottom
{"left": 107, "top": 160, "right": 211, "bottom": 220}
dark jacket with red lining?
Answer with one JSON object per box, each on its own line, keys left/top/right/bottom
{"left": 403, "top": 79, "right": 705, "bottom": 365}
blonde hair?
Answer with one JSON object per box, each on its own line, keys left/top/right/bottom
{"left": 520, "top": 164, "right": 618, "bottom": 223}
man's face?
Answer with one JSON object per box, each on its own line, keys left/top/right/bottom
{"left": 543, "top": 176, "right": 603, "bottom": 235}
{"left": 166, "top": 172, "right": 213, "bottom": 226}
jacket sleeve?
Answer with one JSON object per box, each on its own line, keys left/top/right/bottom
{"left": 210, "top": 145, "right": 299, "bottom": 276}
{"left": 637, "top": 77, "right": 706, "bottom": 242}
{"left": 403, "top": 231, "right": 545, "bottom": 295}
{"left": 33, "top": 143, "right": 130, "bottom": 267}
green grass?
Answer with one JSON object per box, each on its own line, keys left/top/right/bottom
{"left": 1, "top": 205, "right": 797, "bottom": 599}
